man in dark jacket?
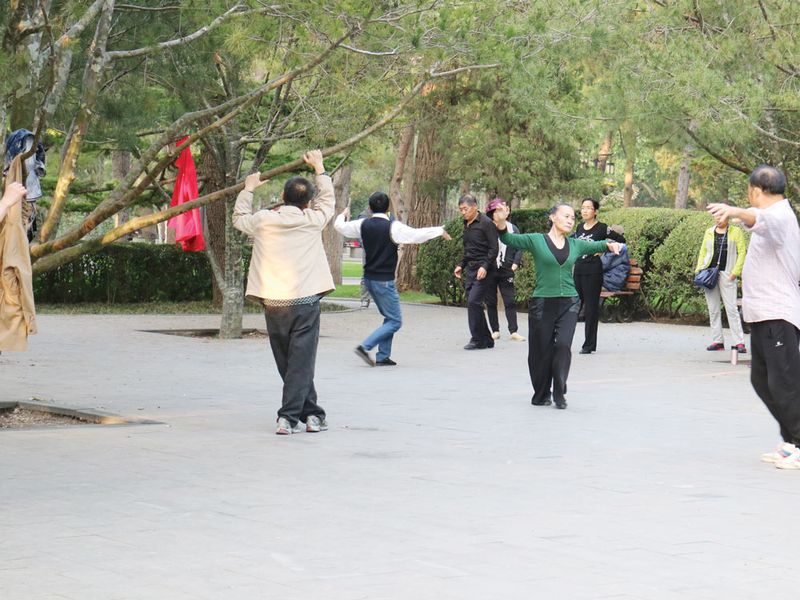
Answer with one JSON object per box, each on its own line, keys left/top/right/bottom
{"left": 484, "top": 198, "right": 525, "bottom": 342}
{"left": 454, "top": 194, "right": 499, "bottom": 350}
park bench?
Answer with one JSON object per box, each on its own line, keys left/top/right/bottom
{"left": 599, "top": 258, "right": 643, "bottom": 322}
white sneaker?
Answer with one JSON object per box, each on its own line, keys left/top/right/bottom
{"left": 761, "top": 442, "right": 797, "bottom": 463}
{"left": 509, "top": 332, "right": 526, "bottom": 342}
{"left": 306, "top": 415, "right": 328, "bottom": 433}
{"left": 775, "top": 446, "right": 800, "bottom": 470}
{"left": 491, "top": 331, "right": 501, "bottom": 340}
{"left": 276, "top": 417, "right": 302, "bottom": 435}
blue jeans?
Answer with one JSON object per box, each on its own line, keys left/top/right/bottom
{"left": 362, "top": 279, "right": 402, "bottom": 362}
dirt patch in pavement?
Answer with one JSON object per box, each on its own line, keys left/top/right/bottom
{"left": 0, "top": 406, "right": 91, "bottom": 429}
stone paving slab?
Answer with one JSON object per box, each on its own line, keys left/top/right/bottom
{"left": 0, "top": 303, "right": 796, "bottom": 599}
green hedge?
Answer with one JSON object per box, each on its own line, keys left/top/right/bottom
{"left": 647, "top": 212, "right": 714, "bottom": 317}
{"left": 601, "top": 207, "right": 693, "bottom": 272}
{"left": 417, "top": 209, "right": 549, "bottom": 305}
{"left": 34, "top": 243, "right": 216, "bottom": 303}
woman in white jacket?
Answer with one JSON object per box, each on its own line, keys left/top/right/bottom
{"left": 694, "top": 214, "right": 748, "bottom": 353}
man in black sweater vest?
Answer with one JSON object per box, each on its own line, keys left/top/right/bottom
{"left": 335, "top": 191, "right": 450, "bottom": 366}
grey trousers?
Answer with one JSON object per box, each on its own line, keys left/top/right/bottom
{"left": 264, "top": 301, "right": 326, "bottom": 427}
{"left": 703, "top": 273, "right": 745, "bottom": 345}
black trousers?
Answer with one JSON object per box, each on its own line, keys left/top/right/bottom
{"left": 464, "top": 266, "right": 493, "bottom": 346}
{"left": 574, "top": 270, "right": 603, "bottom": 352}
{"left": 264, "top": 301, "right": 326, "bottom": 427}
{"left": 528, "top": 297, "right": 580, "bottom": 404}
{"left": 750, "top": 320, "right": 800, "bottom": 445}
{"left": 485, "top": 268, "right": 519, "bottom": 334}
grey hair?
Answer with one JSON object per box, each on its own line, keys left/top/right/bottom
{"left": 458, "top": 194, "right": 478, "bottom": 206}
{"left": 548, "top": 202, "right": 573, "bottom": 217}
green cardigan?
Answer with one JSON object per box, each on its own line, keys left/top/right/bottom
{"left": 499, "top": 231, "right": 609, "bottom": 297}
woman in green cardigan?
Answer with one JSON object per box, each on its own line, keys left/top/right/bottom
{"left": 492, "top": 203, "right": 622, "bottom": 409}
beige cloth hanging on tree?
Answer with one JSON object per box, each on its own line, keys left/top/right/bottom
{"left": 0, "top": 155, "right": 37, "bottom": 351}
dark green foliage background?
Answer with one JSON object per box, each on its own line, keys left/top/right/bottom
{"left": 417, "top": 209, "right": 550, "bottom": 305}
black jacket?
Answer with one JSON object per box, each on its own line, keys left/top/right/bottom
{"left": 460, "top": 212, "right": 499, "bottom": 271}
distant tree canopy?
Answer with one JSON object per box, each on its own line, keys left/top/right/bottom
{"left": 1, "top": 0, "right": 798, "bottom": 277}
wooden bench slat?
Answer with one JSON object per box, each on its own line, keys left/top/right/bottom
{"left": 599, "top": 257, "right": 642, "bottom": 299}
{"left": 600, "top": 290, "right": 634, "bottom": 297}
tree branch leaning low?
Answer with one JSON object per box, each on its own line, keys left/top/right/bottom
{"left": 30, "top": 63, "right": 499, "bottom": 275}
{"left": 30, "top": 18, "right": 370, "bottom": 262}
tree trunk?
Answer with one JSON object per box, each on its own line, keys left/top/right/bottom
{"left": 389, "top": 124, "right": 414, "bottom": 222}
{"left": 596, "top": 129, "right": 614, "bottom": 173}
{"left": 111, "top": 150, "right": 131, "bottom": 231}
{"left": 4, "top": 0, "right": 52, "bottom": 130}
{"left": 219, "top": 194, "right": 244, "bottom": 339}
{"left": 674, "top": 145, "right": 691, "bottom": 209}
{"left": 39, "top": 0, "right": 114, "bottom": 242}
{"left": 620, "top": 125, "right": 637, "bottom": 208}
{"left": 323, "top": 163, "right": 351, "bottom": 285}
{"left": 199, "top": 132, "right": 245, "bottom": 339}
{"left": 200, "top": 149, "right": 227, "bottom": 309}
{"left": 396, "top": 126, "right": 448, "bottom": 291}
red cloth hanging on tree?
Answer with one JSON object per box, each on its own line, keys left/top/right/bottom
{"left": 167, "top": 137, "right": 205, "bottom": 252}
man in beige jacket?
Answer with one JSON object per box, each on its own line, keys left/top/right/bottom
{"left": 233, "top": 150, "right": 334, "bottom": 435}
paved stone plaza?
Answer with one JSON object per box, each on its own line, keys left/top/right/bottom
{"left": 1, "top": 302, "right": 796, "bottom": 599}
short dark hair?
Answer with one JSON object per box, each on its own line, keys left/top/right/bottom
{"left": 458, "top": 194, "right": 477, "bottom": 206}
{"left": 749, "top": 165, "right": 786, "bottom": 195}
{"left": 581, "top": 197, "right": 600, "bottom": 211}
{"left": 283, "top": 176, "right": 316, "bottom": 207}
{"left": 368, "top": 191, "right": 390, "bottom": 213}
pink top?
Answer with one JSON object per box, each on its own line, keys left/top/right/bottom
{"left": 741, "top": 199, "right": 800, "bottom": 331}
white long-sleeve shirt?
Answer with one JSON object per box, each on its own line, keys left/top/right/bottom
{"left": 333, "top": 212, "right": 445, "bottom": 245}
{"left": 741, "top": 198, "right": 800, "bottom": 331}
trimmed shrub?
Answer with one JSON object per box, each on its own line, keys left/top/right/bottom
{"left": 416, "top": 218, "right": 465, "bottom": 305}
{"left": 34, "top": 243, "right": 216, "bottom": 303}
{"left": 417, "top": 209, "right": 549, "bottom": 305}
{"left": 648, "top": 213, "right": 750, "bottom": 318}
{"left": 599, "top": 208, "right": 694, "bottom": 318}
{"left": 508, "top": 208, "right": 551, "bottom": 234}
{"left": 601, "top": 207, "right": 692, "bottom": 272}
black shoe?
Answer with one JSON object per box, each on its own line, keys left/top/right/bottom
{"left": 554, "top": 399, "right": 567, "bottom": 409}
{"left": 579, "top": 348, "right": 593, "bottom": 354}
{"left": 375, "top": 358, "right": 397, "bottom": 366}
{"left": 464, "top": 342, "right": 489, "bottom": 350}
{"left": 532, "top": 395, "right": 552, "bottom": 406}
{"left": 354, "top": 345, "right": 375, "bottom": 366}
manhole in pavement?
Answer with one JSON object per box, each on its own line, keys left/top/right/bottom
{"left": 0, "top": 402, "right": 161, "bottom": 430}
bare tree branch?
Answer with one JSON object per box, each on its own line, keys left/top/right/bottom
{"left": 105, "top": 5, "right": 264, "bottom": 60}
{"left": 63, "top": 0, "right": 107, "bottom": 40}
{"left": 32, "top": 19, "right": 368, "bottom": 260}
{"left": 340, "top": 43, "right": 399, "bottom": 56}
{"left": 32, "top": 62, "right": 500, "bottom": 272}
{"left": 115, "top": 3, "right": 182, "bottom": 12}
{"left": 683, "top": 126, "right": 750, "bottom": 174}
{"left": 720, "top": 99, "right": 800, "bottom": 148}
